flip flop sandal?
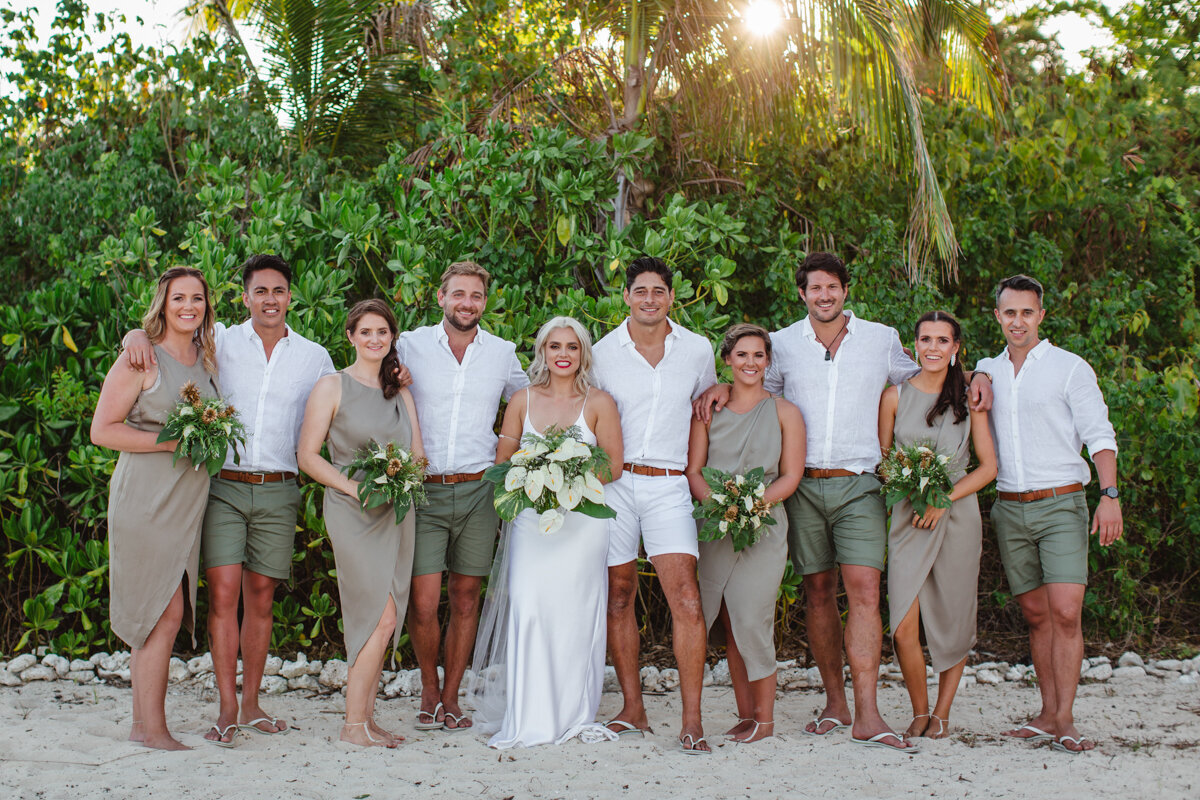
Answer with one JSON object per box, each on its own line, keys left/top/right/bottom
{"left": 678, "top": 734, "right": 711, "bottom": 755}
{"left": 851, "top": 731, "right": 919, "bottom": 753}
{"left": 604, "top": 719, "right": 649, "bottom": 739}
{"left": 1050, "top": 735, "right": 1092, "bottom": 754}
{"left": 414, "top": 702, "right": 444, "bottom": 731}
{"left": 239, "top": 716, "right": 289, "bottom": 735}
{"left": 1003, "top": 723, "right": 1054, "bottom": 743}
{"left": 731, "top": 721, "right": 774, "bottom": 744}
{"left": 206, "top": 723, "right": 239, "bottom": 748}
{"left": 442, "top": 711, "right": 473, "bottom": 732}
{"left": 802, "top": 716, "right": 850, "bottom": 736}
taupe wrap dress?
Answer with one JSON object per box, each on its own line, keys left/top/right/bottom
{"left": 322, "top": 372, "right": 417, "bottom": 667}
{"left": 886, "top": 383, "right": 981, "bottom": 672}
{"left": 106, "top": 344, "right": 218, "bottom": 649}
{"left": 697, "top": 397, "right": 787, "bottom": 682}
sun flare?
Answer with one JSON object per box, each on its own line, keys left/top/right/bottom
{"left": 742, "top": 1, "right": 784, "bottom": 36}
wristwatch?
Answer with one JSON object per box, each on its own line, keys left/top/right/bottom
{"left": 1100, "top": 486, "right": 1119, "bottom": 500}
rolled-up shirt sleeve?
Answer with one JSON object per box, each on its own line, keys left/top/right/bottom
{"left": 887, "top": 328, "right": 920, "bottom": 386}
{"left": 503, "top": 350, "right": 529, "bottom": 401}
{"left": 1066, "top": 361, "right": 1118, "bottom": 458}
{"left": 692, "top": 346, "right": 718, "bottom": 400}
{"left": 763, "top": 348, "right": 784, "bottom": 395}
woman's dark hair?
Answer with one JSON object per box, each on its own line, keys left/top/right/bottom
{"left": 625, "top": 256, "right": 673, "bottom": 289}
{"left": 915, "top": 310, "right": 968, "bottom": 427}
{"left": 346, "top": 299, "right": 402, "bottom": 400}
{"left": 719, "top": 323, "right": 772, "bottom": 362}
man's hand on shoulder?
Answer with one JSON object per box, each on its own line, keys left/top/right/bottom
{"left": 692, "top": 383, "right": 732, "bottom": 423}
{"left": 393, "top": 362, "right": 413, "bottom": 388}
{"left": 122, "top": 329, "right": 155, "bottom": 371}
{"left": 968, "top": 371, "right": 993, "bottom": 412}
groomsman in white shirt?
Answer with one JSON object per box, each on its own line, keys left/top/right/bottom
{"left": 977, "top": 274, "right": 1122, "bottom": 754}
{"left": 397, "top": 261, "right": 527, "bottom": 731}
{"left": 592, "top": 257, "right": 717, "bottom": 754}
{"left": 124, "top": 255, "right": 335, "bottom": 745}
{"left": 698, "top": 252, "right": 991, "bottom": 751}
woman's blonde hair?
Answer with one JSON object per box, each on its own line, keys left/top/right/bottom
{"left": 142, "top": 266, "right": 218, "bottom": 376}
{"left": 527, "top": 316, "right": 594, "bottom": 396}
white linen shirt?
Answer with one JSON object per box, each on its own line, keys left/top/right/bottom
{"left": 396, "top": 323, "right": 527, "bottom": 475}
{"left": 592, "top": 319, "right": 717, "bottom": 471}
{"left": 214, "top": 320, "right": 335, "bottom": 472}
{"left": 764, "top": 311, "right": 918, "bottom": 473}
{"left": 975, "top": 340, "right": 1117, "bottom": 493}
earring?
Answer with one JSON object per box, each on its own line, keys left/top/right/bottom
{"left": 950, "top": 354, "right": 956, "bottom": 367}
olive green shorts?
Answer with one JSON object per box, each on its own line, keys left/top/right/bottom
{"left": 412, "top": 480, "right": 499, "bottom": 577}
{"left": 202, "top": 476, "right": 301, "bottom": 580}
{"left": 991, "top": 493, "right": 1089, "bottom": 596}
{"left": 784, "top": 473, "right": 887, "bottom": 575}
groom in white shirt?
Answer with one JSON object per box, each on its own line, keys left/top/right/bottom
{"left": 592, "top": 257, "right": 717, "bottom": 754}
{"left": 977, "top": 274, "right": 1122, "bottom": 754}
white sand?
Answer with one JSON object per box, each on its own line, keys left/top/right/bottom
{"left": 2, "top": 678, "right": 1198, "bottom": 800}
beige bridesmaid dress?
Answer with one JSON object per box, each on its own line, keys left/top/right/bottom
{"left": 106, "top": 344, "right": 218, "bottom": 648}
{"left": 322, "top": 372, "right": 417, "bottom": 666}
{"left": 886, "top": 383, "right": 981, "bottom": 672}
{"left": 697, "top": 397, "right": 787, "bottom": 682}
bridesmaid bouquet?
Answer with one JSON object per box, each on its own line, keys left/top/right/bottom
{"left": 692, "top": 467, "right": 776, "bottom": 552}
{"left": 156, "top": 381, "right": 246, "bottom": 477}
{"left": 344, "top": 441, "right": 429, "bottom": 524}
{"left": 483, "top": 425, "right": 616, "bottom": 535}
{"left": 880, "top": 442, "right": 954, "bottom": 517}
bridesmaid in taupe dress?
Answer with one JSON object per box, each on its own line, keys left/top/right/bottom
{"left": 91, "top": 266, "right": 220, "bottom": 751}
{"left": 686, "top": 324, "right": 805, "bottom": 743}
{"left": 298, "top": 299, "right": 424, "bottom": 748}
{"left": 878, "top": 311, "right": 996, "bottom": 739}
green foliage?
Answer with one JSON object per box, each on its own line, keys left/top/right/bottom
{"left": 0, "top": 2, "right": 1197, "bottom": 659}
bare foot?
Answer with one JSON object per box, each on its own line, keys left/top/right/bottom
{"left": 927, "top": 715, "right": 950, "bottom": 740}
{"left": 341, "top": 722, "right": 397, "bottom": 748}
{"left": 678, "top": 725, "right": 711, "bottom": 753}
{"left": 128, "top": 721, "right": 144, "bottom": 743}
{"left": 733, "top": 720, "right": 774, "bottom": 744}
{"left": 238, "top": 712, "right": 288, "bottom": 734}
{"left": 803, "top": 709, "right": 851, "bottom": 735}
{"left": 905, "top": 713, "right": 931, "bottom": 738}
{"left": 441, "top": 705, "right": 473, "bottom": 730}
{"left": 141, "top": 732, "right": 191, "bottom": 751}
{"left": 1001, "top": 717, "right": 1057, "bottom": 740}
{"left": 1052, "top": 724, "right": 1095, "bottom": 752}
{"left": 204, "top": 717, "right": 238, "bottom": 745}
{"left": 369, "top": 718, "right": 404, "bottom": 745}
{"left": 604, "top": 703, "right": 651, "bottom": 735}
{"left": 725, "top": 718, "right": 755, "bottom": 738}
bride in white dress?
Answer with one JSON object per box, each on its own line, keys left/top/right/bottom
{"left": 469, "top": 316, "right": 623, "bottom": 748}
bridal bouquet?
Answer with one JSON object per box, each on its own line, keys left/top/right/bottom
{"left": 156, "top": 381, "right": 246, "bottom": 477}
{"left": 344, "top": 441, "right": 429, "bottom": 524}
{"left": 693, "top": 467, "right": 776, "bottom": 552}
{"left": 483, "top": 425, "right": 616, "bottom": 535}
{"left": 879, "top": 442, "right": 953, "bottom": 517}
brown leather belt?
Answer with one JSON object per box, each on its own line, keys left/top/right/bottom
{"left": 998, "top": 483, "right": 1083, "bottom": 503}
{"left": 804, "top": 468, "right": 859, "bottom": 479}
{"left": 623, "top": 463, "right": 685, "bottom": 477}
{"left": 424, "top": 471, "right": 486, "bottom": 485}
{"left": 218, "top": 470, "right": 296, "bottom": 485}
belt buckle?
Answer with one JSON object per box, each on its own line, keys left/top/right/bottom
{"left": 247, "top": 472, "right": 267, "bottom": 485}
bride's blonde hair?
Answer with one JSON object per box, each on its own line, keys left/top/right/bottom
{"left": 527, "top": 316, "right": 594, "bottom": 397}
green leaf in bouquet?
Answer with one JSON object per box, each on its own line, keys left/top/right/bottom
{"left": 482, "top": 462, "right": 512, "bottom": 485}
{"left": 575, "top": 498, "right": 617, "bottom": 519}
{"left": 493, "top": 488, "right": 530, "bottom": 522}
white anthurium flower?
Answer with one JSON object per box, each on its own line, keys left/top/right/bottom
{"left": 735, "top": 474, "right": 746, "bottom": 485}
{"left": 938, "top": 454, "right": 950, "bottom": 464}
{"left": 178, "top": 405, "right": 194, "bottom": 416}
{"left": 504, "top": 466, "right": 527, "bottom": 491}
{"left": 712, "top": 493, "right": 727, "bottom": 504}
{"left": 744, "top": 495, "right": 754, "bottom": 511}
{"left": 182, "top": 424, "right": 195, "bottom": 440}
{"left": 919, "top": 476, "right": 930, "bottom": 491}
{"left": 538, "top": 508, "right": 565, "bottom": 535}
{"left": 374, "top": 474, "right": 389, "bottom": 484}
{"left": 524, "top": 468, "right": 546, "bottom": 501}
{"left": 545, "top": 462, "right": 564, "bottom": 491}
{"left": 718, "top": 520, "right": 729, "bottom": 533}
{"left": 557, "top": 477, "right": 584, "bottom": 510}
{"left": 510, "top": 448, "right": 533, "bottom": 465}
{"left": 917, "top": 445, "right": 932, "bottom": 454}
{"left": 901, "top": 467, "right": 912, "bottom": 477}
{"left": 222, "top": 422, "right": 231, "bottom": 435}
{"left": 581, "top": 472, "right": 605, "bottom": 503}
{"left": 754, "top": 483, "right": 765, "bottom": 497}
{"left": 751, "top": 516, "right": 761, "bottom": 529}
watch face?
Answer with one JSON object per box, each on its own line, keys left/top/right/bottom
{"left": 1102, "top": 487, "right": 1119, "bottom": 499}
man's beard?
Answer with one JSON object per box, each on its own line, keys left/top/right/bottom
{"left": 445, "top": 312, "right": 480, "bottom": 333}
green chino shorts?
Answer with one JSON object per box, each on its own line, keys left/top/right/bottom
{"left": 202, "top": 476, "right": 302, "bottom": 580}
{"left": 784, "top": 473, "right": 887, "bottom": 575}
{"left": 991, "top": 492, "right": 1089, "bottom": 596}
{"left": 412, "top": 480, "right": 499, "bottom": 577}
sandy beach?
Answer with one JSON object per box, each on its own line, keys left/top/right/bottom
{"left": 2, "top": 675, "right": 1198, "bottom": 800}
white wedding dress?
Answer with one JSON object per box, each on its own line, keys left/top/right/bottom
{"left": 469, "top": 397, "right": 614, "bottom": 748}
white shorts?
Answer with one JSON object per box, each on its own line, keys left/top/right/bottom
{"left": 605, "top": 473, "right": 699, "bottom": 567}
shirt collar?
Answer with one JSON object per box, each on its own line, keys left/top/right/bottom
{"left": 435, "top": 320, "right": 488, "bottom": 347}
{"left": 1000, "top": 338, "right": 1050, "bottom": 363}
{"left": 244, "top": 319, "right": 292, "bottom": 345}
{"left": 800, "top": 309, "right": 857, "bottom": 339}
{"left": 616, "top": 317, "right": 678, "bottom": 347}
